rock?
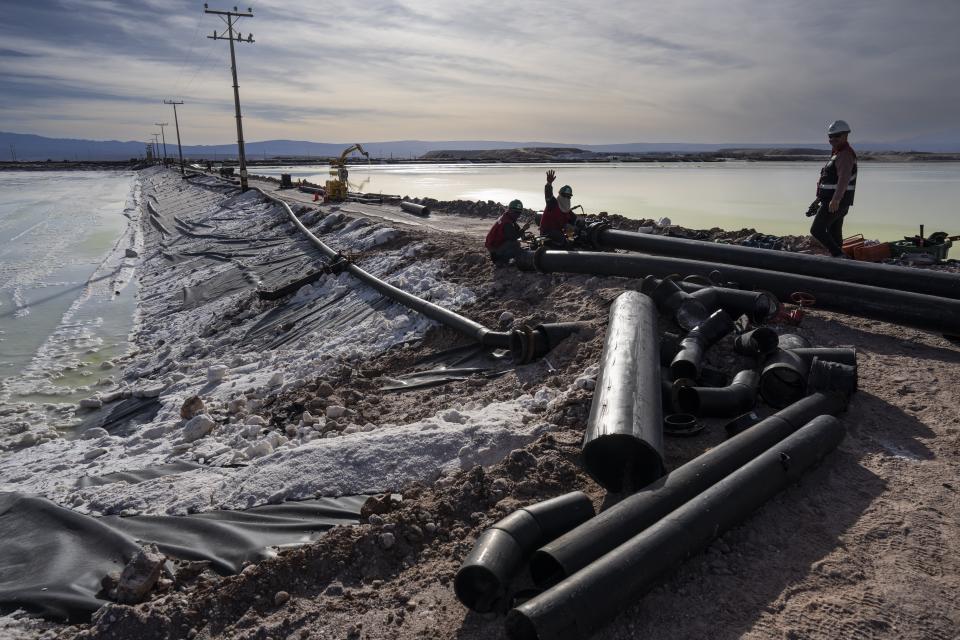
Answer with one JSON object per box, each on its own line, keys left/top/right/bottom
{"left": 324, "top": 582, "right": 344, "bottom": 597}
{"left": 81, "top": 427, "right": 110, "bottom": 440}
{"left": 79, "top": 397, "right": 103, "bottom": 410}
{"left": 302, "top": 411, "right": 317, "bottom": 425}
{"left": 316, "top": 382, "right": 335, "bottom": 397}
{"left": 326, "top": 405, "right": 347, "bottom": 419}
{"left": 245, "top": 415, "right": 266, "bottom": 426}
{"left": 207, "top": 365, "right": 228, "bottom": 384}
{"left": 498, "top": 311, "right": 515, "bottom": 328}
{"left": 99, "top": 361, "right": 115, "bottom": 370}
{"left": 115, "top": 544, "right": 165, "bottom": 604}
{"left": 284, "top": 424, "right": 298, "bottom": 437}
{"left": 135, "top": 384, "right": 166, "bottom": 398}
{"left": 125, "top": 248, "right": 139, "bottom": 258}
{"left": 180, "top": 395, "right": 205, "bottom": 420}
{"left": 268, "top": 372, "right": 284, "bottom": 387}
{"left": 141, "top": 424, "right": 169, "bottom": 440}
{"left": 83, "top": 447, "right": 108, "bottom": 460}
{"left": 228, "top": 398, "right": 247, "bottom": 414}
{"left": 379, "top": 532, "right": 396, "bottom": 549}
{"left": 182, "top": 414, "right": 215, "bottom": 442}
{"left": 274, "top": 590, "right": 290, "bottom": 607}
{"left": 245, "top": 440, "right": 273, "bottom": 459}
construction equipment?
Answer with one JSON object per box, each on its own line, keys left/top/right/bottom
{"left": 325, "top": 143, "right": 370, "bottom": 201}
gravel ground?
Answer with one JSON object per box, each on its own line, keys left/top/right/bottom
{"left": 11, "top": 173, "right": 959, "bottom": 640}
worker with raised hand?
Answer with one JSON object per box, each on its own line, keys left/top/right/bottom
{"left": 810, "top": 120, "right": 858, "bottom": 257}
{"left": 540, "top": 169, "right": 578, "bottom": 246}
{"left": 485, "top": 199, "right": 529, "bottom": 265}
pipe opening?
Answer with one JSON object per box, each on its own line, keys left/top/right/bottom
{"left": 505, "top": 610, "right": 540, "bottom": 640}
{"left": 675, "top": 387, "right": 700, "bottom": 414}
{"left": 582, "top": 435, "right": 664, "bottom": 493}
{"left": 453, "top": 565, "right": 501, "bottom": 613}
{"left": 760, "top": 364, "right": 806, "bottom": 408}
{"left": 529, "top": 551, "right": 566, "bottom": 588}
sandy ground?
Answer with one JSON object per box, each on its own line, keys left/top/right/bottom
{"left": 8, "top": 171, "right": 960, "bottom": 639}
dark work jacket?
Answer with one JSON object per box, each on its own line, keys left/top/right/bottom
{"left": 485, "top": 214, "right": 522, "bottom": 250}
{"left": 817, "top": 144, "right": 858, "bottom": 207}
{"left": 540, "top": 183, "right": 576, "bottom": 238}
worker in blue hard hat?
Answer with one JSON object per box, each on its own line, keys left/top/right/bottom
{"left": 485, "top": 199, "right": 530, "bottom": 265}
{"left": 540, "top": 169, "right": 577, "bottom": 245}
{"left": 809, "top": 120, "right": 858, "bottom": 257}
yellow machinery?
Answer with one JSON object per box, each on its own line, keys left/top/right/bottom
{"left": 325, "top": 143, "right": 370, "bottom": 201}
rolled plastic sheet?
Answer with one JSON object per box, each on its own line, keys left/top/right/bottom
{"left": 508, "top": 414, "right": 846, "bottom": 640}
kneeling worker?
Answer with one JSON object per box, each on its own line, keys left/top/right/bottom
{"left": 540, "top": 169, "right": 577, "bottom": 245}
{"left": 485, "top": 199, "right": 527, "bottom": 265}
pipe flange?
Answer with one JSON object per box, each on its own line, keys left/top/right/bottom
{"left": 663, "top": 413, "right": 704, "bottom": 437}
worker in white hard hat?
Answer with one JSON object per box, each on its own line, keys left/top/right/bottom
{"left": 809, "top": 120, "right": 858, "bottom": 257}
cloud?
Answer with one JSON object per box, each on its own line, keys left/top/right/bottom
{"left": 1, "top": 0, "right": 959, "bottom": 144}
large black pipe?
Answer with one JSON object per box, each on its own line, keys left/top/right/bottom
{"left": 641, "top": 276, "right": 779, "bottom": 326}
{"left": 582, "top": 291, "right": 665, "bottom": 492}
{"left": 454, "top": 491, "right": 594, "bottom": 613}
{"left": 516, "top": 249, "right": 960, "bottom": 335}
{"left": 759, "top": 342, "right": 857, "bottom": 409}
{"left": 790, "top": 347, "right": 857, "bottom": 367}
{"left": 508, "top": 414, "right": 846, "bottom": 640}
{"left": 669, "top": 309, "right": 735, "bottom": 381}
{"left": 675, "top": 369, "right": 759, "bottom": 417}
{"left": 259, "top": 188, "right": 577, "bottom": 362}
{"left": 590, "top": 226, "right": 960, "bottom": 301}
{"left": 528, "top": 391, "right": 846, "bottom": 588}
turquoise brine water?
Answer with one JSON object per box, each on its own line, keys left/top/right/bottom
{"left": 0, "top": 170, "right": 137, "bottom": 405}
{"left": 254, "top": 161, "right": 960, "bottom": 239}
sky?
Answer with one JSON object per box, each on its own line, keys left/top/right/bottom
{"left": 1, "top": 0, "right": 959, "bottom": 146}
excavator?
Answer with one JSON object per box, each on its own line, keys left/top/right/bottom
{"left": 325, "top": 143, "right": 370, "bottom": 201}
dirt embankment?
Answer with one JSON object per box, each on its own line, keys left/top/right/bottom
{"left": 34, "top": 179, "right": 960, "bottom": 640}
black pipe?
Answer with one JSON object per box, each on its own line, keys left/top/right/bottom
{"left": 591, "top": 226, "right": 960, "bottom": 301}
{"left": 807, "top": 357, "right": 858, "bottom": 396}
{"left": 669, "top": 309, "right": 735, "bottom": 381}
{"left": 528, "top": 391, "right": 846, "bottom": 588}
{"left": 515, "top": 249, "right": 960, "bottom": 335}
{"left": 510, "top": 322, "right": 589, "bottom": 363}
{"left": 789, "top": 347, "right": 857, "bottom": 367}
{"left": 508, "top": 414, "right": 846, "bottom": 640}
{"left": 733, "top": 327, "right": 780, "bottom": 357}
{"left": 723, "top": 410, "right": 763, "bottom": 437}
{"left": 454, "top": 491, "right": 594, "bottom": 613}
{"left": 258, "top": 188, "right": 576, "bottom": 362}
{"left": 777, "top": 333, "right": 812, "bottom": 350}
{"left": 675, "top": 369, "right": 759, "bottom": 418}
{"left": 641, "top": 276, "right": 779, "bottom": 326}
{"left": 582, "top": 291, "right": 665, "bottom": 492}
{"left": 759, "top": 348, "right": 809, "bottom": 409}
{"left": 400, "top": 201, "right": 430, "bottom": 216}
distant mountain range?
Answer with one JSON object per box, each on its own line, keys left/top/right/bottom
{"left": 3, "top": 130, "right": 960, "bottom": 161}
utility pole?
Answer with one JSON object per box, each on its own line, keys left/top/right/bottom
{"left": 205, "top": 4, "right": 254, "bottom": 191}
{"left": 155, "top": 122, "right": 169, "bottom": 165}
{"left": 9, "top": 144, "right": 16, "bottom": 162}
{"left": 164, "top": 100, "right": 186, "bottom": 175}
{"left": 151, "top": 133, "right": 161, "bottom": 164}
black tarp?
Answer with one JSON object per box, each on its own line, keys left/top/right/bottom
{"left": 0, "top": 492, "right": 364, "bottom": 622}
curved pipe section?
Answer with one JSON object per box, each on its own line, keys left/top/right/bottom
{"left": 591, "top": 226, "right": 960, "bottom": 302}
{"left": 582, "top": 291, "right": 665, "bottom": 492}
{"left": 733, "top": 327, "right": 780, "bottom": 357}
{"left": 669, "top": 309, "right": 735, "bottom": 381}
{"left": 528, "top": 391, "right": 846, "bottom": 589}
{"left": 454, "top": 491, "right": 594, "bottom": 613}
{"left": 508, "top": 414, "right": 847, "bottom": 640}
{"left": 675, "top": 369, "right": 760, "bottom": 418}
{"left": 257, "top": 188, "right": 577, "bottom": 362}
{"left": 515, "top": 249, "right": 960, "bottom": 335}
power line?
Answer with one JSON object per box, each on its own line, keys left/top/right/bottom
{"left": 155, "top": 122, "right": 169, "bottom": 164}
{"left": 204, "top": 4, "right": 255, "bottom": 192}
{"left": 164, "top": 100, "right": 186, "bottom": 175}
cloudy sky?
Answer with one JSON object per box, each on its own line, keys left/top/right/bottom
{"left": 1, "top": 0, "right": 959, "bottom": 145}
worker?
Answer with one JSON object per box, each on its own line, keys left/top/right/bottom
{"left": 810, "top": 120, "right": 858, "bottom": 257}
{"left": 540, "top": 169, "right": 577, "bottom": 245}
{"left": 485, "top": 199, "right": 528, "bottom": 265}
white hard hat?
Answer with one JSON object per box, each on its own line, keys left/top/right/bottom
{"left": 827, "top": 120, "right": 851, "bottom": 135}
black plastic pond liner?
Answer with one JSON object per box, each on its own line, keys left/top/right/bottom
{"left": 669, "top": 309, "right": 735, "bottom": 381}
{"left": 529, "top": 391, "right": 846, "bottom": 588}
{"left": 508, "top": 414, "right": 846, "bottom": 640}
{"left": 734, "top": 327, "right": 780, "bottom": 357}
{"left": 76, "top": 461, "right": 204, "bottom": 488}
{"left": 589, "top": 226, "right": 960, "bottom": 302}
{"left": 454, "top": 492, "right": 595, "bottom": 613}
{"left": 78, "top": 396, "right": 162, "bottom": 437}
{"left": 515, "top": 249, "right": 960, "bottom": 335}
{"left": 581, "top": 291, "right": 665, "bottom": 492}
{"left": 675, "top": 369, "right": 760, "bottom": 418}
{"left": 0, "top": 492, "right": 365, "bottom": 622}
